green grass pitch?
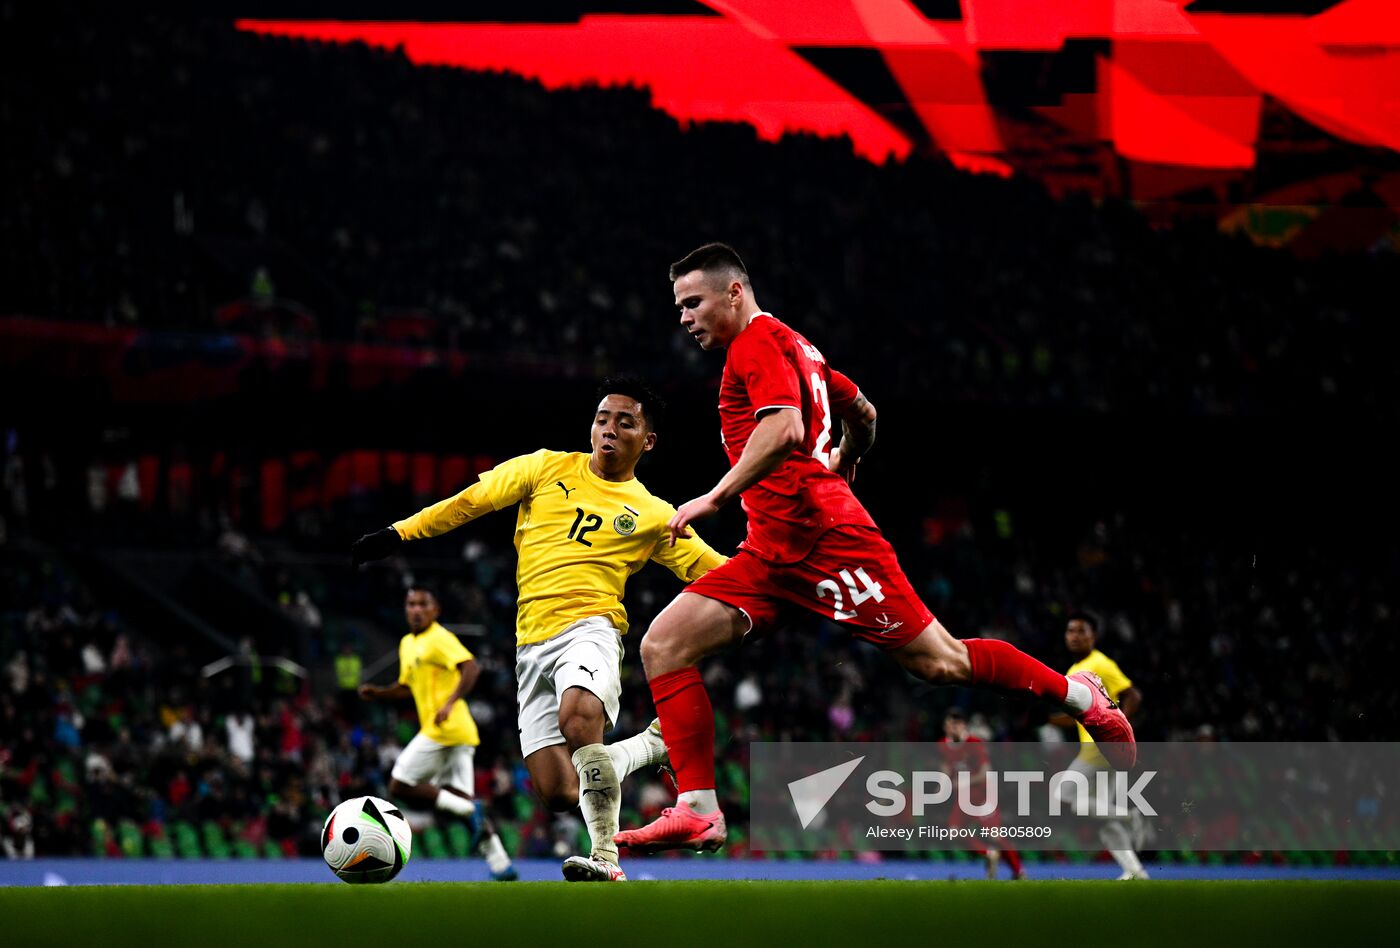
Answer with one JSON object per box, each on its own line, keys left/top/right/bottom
{"left": 5, "top": 881, "right": 1396, "bottom": 947}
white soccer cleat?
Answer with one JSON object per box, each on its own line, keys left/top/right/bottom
{"left": 1117, "top": 868, "right": 1151, "bottom": 881}
{"left": 561, "top": 854, "right": 627, "bottom": 882}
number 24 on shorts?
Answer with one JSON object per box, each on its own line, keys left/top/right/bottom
{"left": 815, "top": 567, "right": 884, "bottom": 620}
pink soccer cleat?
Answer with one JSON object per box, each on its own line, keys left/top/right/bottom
{"left": 614, "top": 802, "right": 727, "bottom": 854}
{"left": 561, "top": 855, "right": 627, "bottom": 882}
{"left": 1070, "top": 671, "right": 1137, "bottom": 769}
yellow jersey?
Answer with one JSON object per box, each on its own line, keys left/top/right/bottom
{"left": 1067, "top": 648, "right": 1133, "bottom": 765}
{"left": 394, "top": 450, "right": 727, "bottom": 646}
{"left": 398, "top": 621, "right": 481, "bottom": 746}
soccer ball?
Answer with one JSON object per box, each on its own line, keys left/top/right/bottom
{"left": 321, "top": 796, "right": 412, "bottom": 884}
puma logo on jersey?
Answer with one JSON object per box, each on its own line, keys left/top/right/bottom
{"left": 577, "top": 664, "right": 597, "bottom": 680}
{"left": 557, "top": 481, "right": 576, "bottom": 498}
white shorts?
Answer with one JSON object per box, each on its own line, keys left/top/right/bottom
{"left": 515, "top": 615, "right": 623, "bottom": 758}
{"left": 390, "top": 732, "right": 476, "bottom": 793}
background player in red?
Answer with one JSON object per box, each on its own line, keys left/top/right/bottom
{"left": 939, "top": 708, "right": 1025, "bottom": 880}
{"left": 616, "top": 243, "right": 1134, "bottom": 853}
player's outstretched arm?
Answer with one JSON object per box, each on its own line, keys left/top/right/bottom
{"left": 359, "top": 682, "right": 411, "bottom": 702}
{"left": 351, "top": 527, "right": 402, "bottom": 565}
{"left": 667, "top": 408, "right": 803, "bottom": 545}
{"left": 352, "top": 477, "right": 506, "bottom": 566}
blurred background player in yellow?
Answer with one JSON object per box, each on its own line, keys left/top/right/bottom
{"left": 1049, "top": 611, "right": 1147, "bottom": 879}
{"left": 358, "top": 585, "right": 517, "bottom": 880}
{"left": 352, "top": 376, "right": 726, "bottom": 882}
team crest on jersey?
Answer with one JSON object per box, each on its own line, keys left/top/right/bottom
{"left": 613, "top": 513, "right": 637, "bottom": 535}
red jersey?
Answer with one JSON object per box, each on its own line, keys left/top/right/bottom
{"left": 719, "top": 313, "right": 877, "bottom": 563}
{"left": 937, "top": 735, "right": 989, "bottom": 771}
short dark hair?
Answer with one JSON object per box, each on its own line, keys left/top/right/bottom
{"left": 1067, "top": 611, "right": 1099, "bottom": 633}
{"left": 943, "top": 707, "right": 967, "bottom": 722}
{"left": 597, "top": 374, "right": 665, "bottom": 432}
{"left": 405, "top": 584, "right": 440, "bottom": 605}
{"left": 669, "top": 242, "right": 751, "bottom": 289}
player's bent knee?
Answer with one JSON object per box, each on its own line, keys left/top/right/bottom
{"left": 639, "top": 626, "right": 681, "bottom": 675}
{"left": 558, "top": 709, "right": 604, "bottom": 749}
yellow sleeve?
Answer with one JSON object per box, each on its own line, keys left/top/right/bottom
{"left": 1095, "top": 655, "right": 1133, "bottom": 700}
{"left": 432, "top": 628, "right": 473, "bottom": 668}
{"left": 393, "top": 451, "right": 545, "bottom": 541}
{"left": 650, "top": 530, "right": 729, "bottom": 583}
{"left": 396, "top": 639, "right": 410, "bottom": 684}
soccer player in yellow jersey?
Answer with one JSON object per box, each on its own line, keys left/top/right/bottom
{"left": 351, "top": 376, "right": 726, "bottom": 882}
{"left": 1050, "top": 612, "right": 1148, "bottom": 879}
{"left": 358, "top": 585, "right": 516, "bottom": 880}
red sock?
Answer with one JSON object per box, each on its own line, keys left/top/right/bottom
{"left": 963, "top": 638, "right": 1068, "bottom": 704}
{"left": 1005, "top": 848, "right": 1024, "bottom": 876}
{"left": 649, "top": 666, "right": 715, "bottom": 794}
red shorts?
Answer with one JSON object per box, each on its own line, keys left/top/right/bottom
{"left": 684, "top": 525, "right": 933, "bottom": 649}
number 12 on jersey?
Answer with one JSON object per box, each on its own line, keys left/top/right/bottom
{"left": 815, "top": 567, "right": 884, "bottom": 620}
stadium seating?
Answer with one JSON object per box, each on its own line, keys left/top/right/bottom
{"left": 418, "top": 826, "right": 449, "bottom": 860}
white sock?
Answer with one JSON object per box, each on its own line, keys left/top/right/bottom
{"left": 678, "top": 789, "right": 718, "bottom": 813}
{"left": 1064, "top": 678, "right": 1094, "bottom": 714}
{"left": 572, "top": 743, "right": 621, "bottom": 866}
{"left": 434, "top": 789, "right": 476, "bottom": 817}
{"left": 605, "top": 724, "right": 667, "bottom": 778}
{"left": 481, "top": 832, "right": 512, "bottom": 874}
{"left": 1099, "top": 821, "right": 1145, "bottom": 876}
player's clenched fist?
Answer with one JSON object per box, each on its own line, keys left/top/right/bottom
{"left": 828, "top": 444, "right": 860, "bottom": 485}
{"left": 351, "top": 526, "right": 402, "bottom": 565}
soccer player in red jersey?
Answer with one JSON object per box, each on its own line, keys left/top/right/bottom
{"left": 615, "top": 243, "right": 1133, "bottom": 853}
{"left": 939, "top": 709, "right": 1025, "bottom": 880}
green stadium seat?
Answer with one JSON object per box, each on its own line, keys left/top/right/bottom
{"left": 262, "top": 840, "right": 285, "bottom": 860}
{"left": 117, "top": 820, "right": 144, "bottom": 858}
{"left": 420, "top": 825, "right": 449, "bottom": 860}
{"left": 172, "top": 822, "right": 202, "bottom": 859}
{"left": 146, "top": 825, "right": 174, "bottom": 859}
{"left": 445, "top": 821, "right": 474, "bottom": 858}
{"left": 497, "top": 823, "right": 521, "bottom": 859}
{"left": 90, "top": 819, "right": 112, "bottom": 857}
{"left": 201, "top": 821, "right": 231, "bottom": 859}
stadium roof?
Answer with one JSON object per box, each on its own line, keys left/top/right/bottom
{"left": 237, "top": 0, "right": 1400, "bottom": 248}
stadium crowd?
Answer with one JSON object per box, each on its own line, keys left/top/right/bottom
{"left": 2, "top": 482, "right": 1393, "bottom": 858}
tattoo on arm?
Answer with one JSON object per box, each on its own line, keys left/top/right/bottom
{"left": 842, "top": 395, "right": 876, "bottom": 457}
